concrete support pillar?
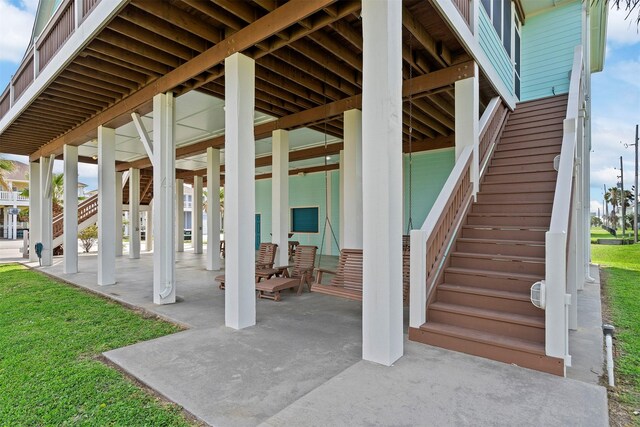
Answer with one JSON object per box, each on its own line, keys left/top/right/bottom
{"left": 343, "top": 109, "right": 363, "bottom": 249}
{"left": 271, "top": 129, "right": 289, "bottom": 266}
{"left": 115, "top": 171, "right": 123, "bottom": 257}
{"left": 152, "top": 92, "right": 176, "bottom": 304}
{"left": 206, "top": 147, "right": 221, "bottom": 271}
{"left": 11, "top": 198, "right": 17, "bottom": 240}
{"left": 129, "top": 168, "right": 140, "bottom": 259}
{"left": 28, "top": 162, "right": 40, "bottom": 262}
{"left": 361, "top": 0, "right": 403, "bottom": 366}
{"left": 454, "top": 67, "right": 480, "bottom": 196}
{"left": 39, "top": 156, "right": 53, "bottom": 266}
{"left": 3, "top": 208, "right": 7, "bottom": 239}
{"left": 98, "top": 126, "right": 116, "bottom": 285}
{"left": 176, "top": 178, "right": 184, "bottom": 252}
{"left": 193, "top": 176, "right": 203, "bottom": 254}
{"left": 339, "top": 150, "right": 344, "bottom": 249}
{"left": 224, "top": 52, "right": 256, "bottom": 329}
{"left": 146, "top": 201, "right": 153, "bottom": 252}
{"left": 63, "top": 145, "right": 78, "bottom": 273}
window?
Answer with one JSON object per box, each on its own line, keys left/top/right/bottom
{"left": 484, "top": 0, "right": 513, "bottom": 59}
{"left": 291, "top": 207, "right": 319, "bottom": 233}
{"left": 492, "top": 0, "right": 502, "bottom": 36}
{"left": 502, "top": 0, "right": 511, "bottom": 54}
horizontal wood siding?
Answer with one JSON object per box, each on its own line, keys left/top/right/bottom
{"left": 520, "top": 1, "right": 582, "bottom": 101}
{"left": 478, "top": 7, "right": 514, "bottom": 96}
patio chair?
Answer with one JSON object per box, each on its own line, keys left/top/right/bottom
{"left": 255, "top": 245, "right": 317, "bottom": 301}
{"left": 312, "top": 249, "right": 363, "bottom": 301}
{"left": 215, "top": 242, "right": 278, "bottom": 290}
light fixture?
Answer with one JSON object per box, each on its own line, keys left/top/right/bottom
{"left": 92, "top": 155, "right": 97, "bottom": 160}
{"left": 326, "top": 156, "right": 331, "bottom": 160}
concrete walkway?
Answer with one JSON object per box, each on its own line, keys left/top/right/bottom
{"left": 30, "top": 252, "right": 607, "bottom": 426}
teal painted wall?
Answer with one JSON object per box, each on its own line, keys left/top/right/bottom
{"left": 253, "top": 171, "right": 340, "bottom": 255}
{"left": 478, "top": 6, "right": 514, "bottom": 96}
{"left": 520, "top": 1, "right": 582, "bottom": 101}
{"left": 403, "top": 148, "right": 456, "bottom": 231}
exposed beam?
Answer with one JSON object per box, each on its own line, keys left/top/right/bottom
{"left": 30, "top": 0, "right": 337, "bottom": 162}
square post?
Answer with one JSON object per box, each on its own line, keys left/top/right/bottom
{"left": 39, "top": 156, "right": 53, "bottom": 266}
{"left": 361, "top": 0, "right": 403, "bottom": 366}
{"left": 193, "top": 176, "right": 203, "bottom": 254}
{"left": 63, "top": 144, "right": 78, "bottom": 273}
{"left": 206, "top": 148, "right": 221, "bottom": 271}
{"left": 28, "top": 161, "right": 40, "bottom": 262}
{"left": 176, "top": 178, "right": 184, "bottom": 252}
{"left": 339, "top": 150, "right": 344, "bottom": 249}
{"left": 97, "top": 126, "right": 116, "bottom": 285}
{"left": 146, "top": 200, "right": 153, "bottom": 252}
{"left": 224, "top": 52, "right": 256, "bottom": 329}
{"left": 271, "top": 129, "right": 290, "bottom": 266}
{"left": 129, "top": 168, "right": 141, "bottom": 259}
{"left": 152, "top": 92, "right": 176, "bottom": 304}
{"left": 455, "top": 67, "right": 480, "bottom": 196}
{"left": 115, "top": 171, "right": 123, "bottom": 257}
{"left": 343, "top": 109, "right": 363, "bottom": 249}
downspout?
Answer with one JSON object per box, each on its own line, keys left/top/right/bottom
{"left": 584, "top": 2, "right": 596, "bottom": 282}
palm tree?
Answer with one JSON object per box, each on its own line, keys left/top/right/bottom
{"left": 604, "top": 186, "right": 635, "bottom": 229}
{"left": 0, "top": 158, "right": 15, "bottom": 191}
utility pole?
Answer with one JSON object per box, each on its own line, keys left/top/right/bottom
{"left": 634, "top": 125, "right": 639, "bottom": 243}
{"left": 604, "top": 183, "right": 608, "bottom": 227}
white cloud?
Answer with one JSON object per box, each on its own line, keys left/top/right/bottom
{"left": 592, "top": 166, "right": 620, "bottom": 184}
{"left": 591, "top": 200, "right": 603, "bottom": 213}
{"left": 607, "top": 6, "right": 640, "bottom": 46}
{"left": 0, "top": 0, "right": 36, "bottom": 62}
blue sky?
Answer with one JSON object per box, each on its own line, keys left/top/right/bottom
{"left": 0, "top": 1, "right": 638, "bottom": 202}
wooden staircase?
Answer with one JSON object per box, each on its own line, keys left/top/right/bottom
{"left": 409, "top": 95, "right": 568, "bottom": 375}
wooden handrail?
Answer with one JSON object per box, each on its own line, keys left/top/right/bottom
{"left": 52, "top": 194, "right": 98, "bottom": 240}
{"left": 478, "top": 97, "right": 509, "bottom": 177}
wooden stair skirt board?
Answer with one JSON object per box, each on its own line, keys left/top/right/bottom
{"left": 408, "top": 324, "right": 564, "bottom": 376}
{"left": 410, "top": 95, "right": 568, "bottom": 376}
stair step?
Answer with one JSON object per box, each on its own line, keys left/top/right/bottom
{"left": 450, "top": 252, "right": 545, "bottom": 275}
{"left": 438, "top": 283, "right": 543, "bottom": 317}
{"left": 444, "top": 266, "right": 542, "bottom": 293}
{"left": 480, "top": 180, "right": 556, "bottom": 194}
{"left": 461, "top": 225, "right": 546, "bottom": 241}
{"left": 487, "top": 163, "right": 556, "bottom": 174}
{"left": 506, "top": 109, "right": 567, "bottom": 127}
{"left": 492, "top": 145, "right": 560, "bottom": 159}
{"left": 467, "top": 212, "right": 551, "bottom": 227}
{"left": 409, "top": 322, "right": 564, "bottom": 375}
{"left": 428, "top": 302, "right": 545, "bottom": 342}
{"left": 495, "top": 139, "right": 561, "bottom": 153}
{"left": 476, "top": 191, "right": 554, "bottom": 203}
{"left": 490, "top": 153, "right": 558, "bottom": 167}
{"left": 483, "top": 170, "right": 558, "bottom": 183}
{"left": 472, "top": 201, "right": 553, "bottom": 214}
{"left": 456, "top": 238, "right": 545, "bottom": 257}
{"left": 500, "top": 124, "right": 564, "bottom": 140}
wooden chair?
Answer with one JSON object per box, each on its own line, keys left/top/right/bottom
{"left": 256, "top": 245, "right": 317, "bottom": 301}
{"left": 288, "top": 240, "right": 299, "bottom": 261}
{"left": 402, "top": 237, "right": 410, "bottom": 307}
{"left": 312, "top": 249, "right": 363, "bottom": 301}
{"left": 215, "top": 242, "right": 278, "bottom": 290}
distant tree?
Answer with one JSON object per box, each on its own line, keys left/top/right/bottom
{"left": 611, "top": 0, "right": 640, "bottom": 26}
{"left": 79, "top": 224, "right": 98, "bottom": 253}
{"left": 591, "top": 216, "right": 603, "bottom": 227}
{"left": 0, "top": 158, "right": 15, "bottom": 191}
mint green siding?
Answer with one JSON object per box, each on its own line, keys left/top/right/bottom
{"left": 403, "top": 148, "right": 456, "bottom": 231}
{"left": 478, "top": 7, "right": 514, "bottom": 96}
{"left": 520, "top": 1, "right": 582, "bottom": 101}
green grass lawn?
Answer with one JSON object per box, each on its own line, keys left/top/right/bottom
{"left": 591, "top": 240, "right": 640, "bottom": 424}
{"left": 0, "top": 263, "right": 195, "bottom": 426}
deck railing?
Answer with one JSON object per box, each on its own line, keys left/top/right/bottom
{"left": 52, "top": 194, "right": 98, "bottom": 239}
{"left": 543, "top": 46, "right": 584, "bottom": 367}
{"left": 0, "top": 0, "right": 101, "bottom": 120}
{"left": 0, "top": 191, "right": 29, "bottom": 203}
{"left": 452, "top": 0, "right": 471, "bottom": 27}
{"left": 409, "top": 94, "right": 507, "bottom": 329}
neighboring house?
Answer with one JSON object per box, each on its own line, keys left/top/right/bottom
{"left": 0, "top": 0, "right": 607, "bottom": 376}
{"left": 0, "top": 160, "right": 29, "bottom": 239}
{"left": 77, "top": 182, "right": 88, "bottom": 198}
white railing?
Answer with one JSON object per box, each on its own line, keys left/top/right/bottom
{"left": 0, "top": 191, "right": 28, "bottom": 202}
{"left": 543, "top": 45, "right": 584, "bottom": 368}
{"left": 409, "top": 98, "right": 506, "bottom": 328}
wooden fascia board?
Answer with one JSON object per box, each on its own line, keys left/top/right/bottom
{"left": 29, "top": 0, "right": 337, "bottom": 162}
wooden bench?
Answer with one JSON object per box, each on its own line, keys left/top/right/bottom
{"left": 255, "top": 277, "right": 301, "bottom": 301}
{"left": 215, "top": 242, "right": 278, "bottom": 289}
{"left": 312, "top": 249, "right": 363, "bottom": 301}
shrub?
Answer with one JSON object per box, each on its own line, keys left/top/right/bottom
{"left": 78, "top": 224, "right": 98, "bottom": 253}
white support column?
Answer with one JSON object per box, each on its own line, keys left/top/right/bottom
{"left": 339, "top": 150, "right": 344, "bottom": 249}
{"left": 146, "top": 200, "right": 153, "bottom": 252}
{"left": 74, "top": 0, "right": 83, "bottom": 28}
{"left": 3, "top": 209, "right": 7, "bottom": 239}
{"left": 152, "top": 92, "right": 176, "bottom": 304}
{"left": 361, "top": 0, "right": 403, "bottom": 366}
{"left": 11, "top": 197, "right": 17, "bottom": 240}
{"left": 39, "top": 156, "right": 53, "bottom": 266}
{"left": 129, "top": 168, "right": 140, "bottom": 259}
{"left": 343, "top": 109, "right": 363, "bottom": 249}
{"left": 115, "top": 171, "right": 123, "bottom": 257}
{"left": 325, "top": 172, "right": 333, "bottom": 255}
{"left": 176, "top": 178, "right": 184, "bottom": 252}
{"left": 224, "top": 52, "right": 256, "bottom": 330}
{"left": 28, "top": 162, "right": 40, "bottom": 262}
{"left": 193, "top": 176, "right": 203, "bottom": 254}
{"left": 271, "top": 129, "right": 290, "bottom": 266}
{"left": 63, "top": 145, "right": 78, "bottom": 273}
{"left": 455, "top": 67, "right": 480, "bottom": 196}
{"left": 98, "top": 126, "right": 116, "bottom": 286}
{"left": 207, "top": 148, "right": 221, "bottom": 271}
